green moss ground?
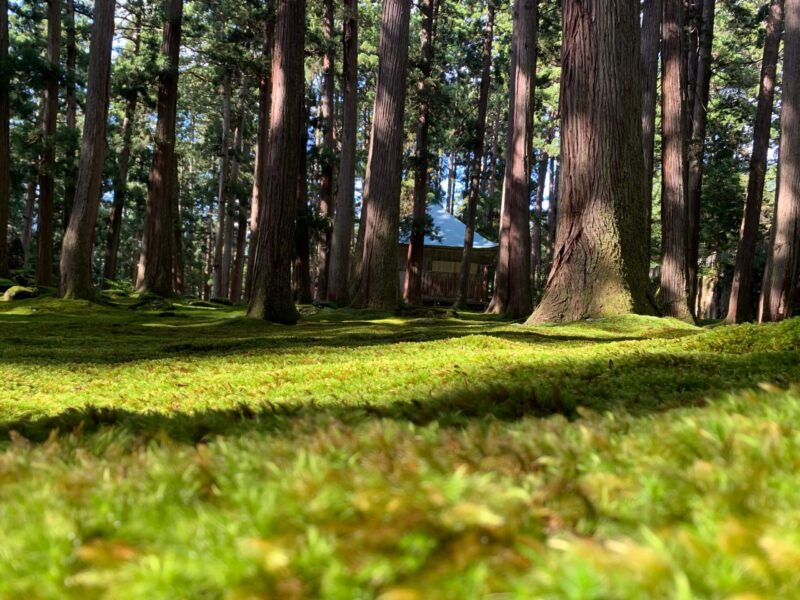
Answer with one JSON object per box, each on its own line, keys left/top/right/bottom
{"left": 1, "top": 297, "right": 799, "bottom": 599}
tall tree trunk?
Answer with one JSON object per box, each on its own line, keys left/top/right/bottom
{"left": 760, "top": 0, "right": 800, "bottom": 322}
{"left": 172, "top": 157, "right": 184, "bottom": 294}
{"left": 488, "top": 0, "right": 536, "bottom": 318}
{"left": 63, "top": 0, "right": 77, "bottom": 230}
{"left": 246, "top": 10, "right": 275, "bottom": 302}
{"left": 22, "top": 179, "right": 37, "bottom": 267}
{"left": 686, "top": 0, "right": 716, "bottom": 315}
{"left": 212, "top": 70, "right": 232, "bottom": 298}
{"left": 546, "top": 156, "right": 558, "bottom": 264}
{"left": 316, "top": 0, "right": 336, "bottom": 301}
{"left": 685, "top": 0, "right": 701, "bottom": 127}
{"left": 230, "top": 197, "right": 247, "bottom": 303}
{"left": 446, "top": 151, "right": 456, "bottom": 214}
{"left": 403, "top": 0, "right": 438, "bottom": 305}
{"left": 528, "top": 0, "right": 653, "bottom": 323}
{"left": 103, "top": 11, "right": 142, "bottom": 284}
{"left": 659, "top": 0, "right": 693, "bottom": 320}
{"left": 454, "top": 4, "right": 495, "bottom": 309}
{"left": 641, "top": 0, "right": 661, "bottom": 242}
{"left": 327, "top": 0, "right": 359, "bottom": 304}
{"left": 0, "top": 0, "right": 9, "bottom": 277}
{"left": 727, "top": 0, "right": 784, "bottom": 323}
{"left": 531, "top": 153, "right": 547, "bottom": 285}
{"left": 136, "top": 0, "right": 182, "bottom": 296}
{"left": 351, "top": 0, "right": 411, "bottom": 309}
{"left": 59, "top": 0, "right": 116, "bottom": 299}
{"left": 221, "top": 82, "right": 247, "bottom": 298}
{"left": 36, "top": 0, "right": 61, "bottom": 286}
{"left": 294, "top": 111, "right": 313, "bottom": 304}
{"left": 247, "top": 0, "right": 306, "bottom": 323}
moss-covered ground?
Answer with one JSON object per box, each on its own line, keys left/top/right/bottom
{"left": 1, "top": 296, "right": 799, "bottom": 599}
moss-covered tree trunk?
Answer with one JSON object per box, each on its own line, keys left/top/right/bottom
{"left": 327, "top": 0, "right": 359, "bottom": 305}
{"left": 403, "top": 0, "right": 438, "bottom": 306}
{"left": 454, "top": 4, "right": 494, "bottom": 309}
{"left": 727, "top": 0, "right": 784, "bottom": 323}
{"left": 351, "top": 0, "right": 411, "bottom": 309}
{"left": 136, "top": 0, "right": 182, "bottom": 297}
{"left": 658, "top": 0, "right": 693, "bottom": 321}
{"left": 528, "top": 0, "right": 653, "bottom": 324}
{"left": 247, "top": 0, "right": 305, "bottom": 324}
{"left": 760, "top": 0, "right": 800, "bottom": 322}
{"left": 59, "top": 0, "right": 116, "bottom": 299}
{"left": 0, "top": 0, "right": 9, "bottom": 277}
{"left": 489, "top": 0, "right": 536, "bottom": 319}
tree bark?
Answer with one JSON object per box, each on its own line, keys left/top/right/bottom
{"left": 246, "top": 9, "right": 275, "bottom": 302}
{"left": 59, "top": 0, "right": 116, "bottom": 299}
{"left": 316, "top": 0, "right": 336, "bottom": 301}
{"left": 446, "top": 151, "right": 456, "bottom": 214}
{"left": 63, "top": 0, "right": 78, "bottom": 230}
{"left": 403, "top": 0, "right": 438, "bottom": 305}
{"left": 103, "top": 11, "right": 142, "bottom": 284}
{"left": 531, "top": 153, "right": 547, "bottom": 285}
{"left": 489, "top": 0, "right": 536, "bottom": 319}
{"left": 136, "top": 0, "right": 182, "bottom": 296}
{"left": 546, "top": 156, "right": 558, "bottom": 266}
{"left": 327, "top": 0, "right": 359, "bottom": 304}
{"left": 727, "top": 0, "right": 784, "bottom": 323}
{"left": 22, "top": 179, "right": 36, "bottom": 268}
{"left": 454, "top": 4, "right": 495, "bottom": 309}
{"left": 294, "top": 111, "right": 313, "bottom": 304}
{"left": 528, "top": 0, "right": 653, "bottom": 323}
{"left": 760, "top": 0, "right": 800, "bottom": 322}
{"left": 247, "top": 0, "right": 306, "bottom": 323}
{"left": 641, "top": 0, "right": 661, "bottom": 242}
{"left": 230, "top": 194, "right": 247, "bottom": 303}
{"left": 0, "top": 0, "right": 9, "bottom": 277}
{"left": 659, "top": 0, "right": 693, "bottom": 320}
{"left": 212, "top": 70, "right": 232, "bottom": 298}
{"left": 351, "top": 0, "right": 411, "bottom": 309}
{"left": 686, "top": 0, "right": 716, "bottom": 315}
{"left": 36, "top": 0, "right": 61, "bottom": 286}
{"left": 172, "top": 157, "right": 184, "bottom": 294}
{"left": 221, "top": 81, "right": 247, "bottom": 298}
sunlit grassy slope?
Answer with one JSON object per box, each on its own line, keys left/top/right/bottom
{"left": 1, "top": 297, "right": 799, "bottom": 599}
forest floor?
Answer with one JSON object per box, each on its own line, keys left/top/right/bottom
{"left": 1, "top": 296, "right": 800, "bottom": 599}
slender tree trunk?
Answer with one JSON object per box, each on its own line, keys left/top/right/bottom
{"left": 231, "top": 198, "right": 247, "bottom": 303}
{"left": 212, "top": 70, "right": 232, "bottom": 298}
{"left": 246, "top": 10, "right": 275, "bottom": 302}
{"left": 641, "top": 0, "right": 661, "bottom": 240}
{"left": 727, "top": 0, "right": 784, "bottom": 323}
{"left": 22, "top": 179, "right": 36, "bottom": 267}
{"left": 685, "top": 0, "right": 701, "bottom": 128}
{"left": 172, "top": 157, "right": 184, "bottom": 294}
{"left": 546, "top": 156, "right": 559, "bottom": 264}
{"left": 316, "top": 0, "right": 336, "bottom": 301}
{"left": 351, "top": 0, "right": 411, "bottom": 309}
{"left": 531, "top": 153, "right": 547, "bottom": 285}
{"left": 686, "top": 0, "right": 716, "bottom": 315}
{"left": 327, "top": 0, "right": 359, "bottom": 304}
{"left": 455, "top": 5, "right": 495, "bottom": 309}
{"left": 221, "top": 82, "right": 247, "bottom": 298}
{"left": 247, "top": 0, "right": 306, "bottom": 323}
{"left": 36, "top": 0, "right": 61, "bottom": 286}
{"left": 0, "top": 0, "right": 9, "bottom": 277}
{"left": 136, "top": 0, "right": 182, "bottom": 296}
{"left": 294, "top": 112, "right": 313, "bottom": 304}
{"left": 488, "top": 0, "right": 536, "bottom": 318}
{"left": 529, "top": 0, "right": 653, "bottom": 323}
{"left": 63, "top": 0, "right": 77, "bottom": 230}
{"left": 403, "top": 0, "right": 438, "bottom": 305}
{"left": 59, "top": 0, "right": 116, "bottom": 299}
{"left": 659, "top": 0, "right": 693, "bottom": 320}
{"left": 761, "top": 0, "right": 800, "bottom": 322}
{"left": 103, "top": 13, "right": 142, "bottom": 284}
{"left": 446, "top": 151, "right": 456, "bottom": 214}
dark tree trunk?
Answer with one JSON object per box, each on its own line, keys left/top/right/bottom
{"left": 546, "top": 156, "right": 558, "bottom": 266}
{"left": 212, "top": 70, "right": 232, "bottom": 298}
{"left": 454, "top": 5, "right": 495, "bottom": 309}
{"left": 529, "top": 0, "right": 653, "bottom": 323}
{"left": 63, "top": 0, "right": 77, "bottom": 230}
{"left": 351, "top": 0, "right": 411, "bottom": 309}
{"left": 488, "top": 0, "right": 536, "bottom": 319}
{"left": 221, "top": 83, "right": 247, "bottom": 298}
{"left": 685, "top": 0, "right": 701, "bottom": 127}
{"left": 641, "top": 0, "right": 661, "bottom": 240}
{"left": 103, "top": 12, "right": 142, "bottom": 284}
{"left": 22, "top": 178, "right": 37, "bottom": 267}
{"left": 761, "top": 0, "right": 800, "bottom": 322}
{"left": 403, "top": 0, "right": 438, "bottom": 305}
{"left": 0, "top": 0, "right": 8, "bottom": 277}
{"left": 659, "top": 0, "right": 693, "bottom": 320}
{"left": 686, "top": 0, "right": 716, "bottom": 315}
{"left": 246, "top": 10, "right": 275, "bottom": 302}
{"left": 36, "top": 0, "right": 61, "bottom": 286}
{"left": 446, "top": 151, "right": 456, "bottom": 214}
{"left": 293, "top": 113, "right": 313, "bottom": 304}
{"left": 136, "top": 0, "right": 182, "bottom": 297}
{"left": 316, "top": 0, "right": 336, "bottom": 301}
{"left": 531, "top": 153, "right": 547, "bottom": 285}
{"left": 59, "top": 0, "right": 116, "bottom": 299}
{"left": 727, "top": 0, "right": 784, "bottom": 323}
{"left": 247, "top": 0, "right": 306, "bottom": 323}
{"left": 172, "top": 157, "right": 184, "bottom": 294}
{"left": 231, "top": 198, "right": 247, "bottom": 304}
{"left": 327, "top": 0, "right": 358, "bottom": 304}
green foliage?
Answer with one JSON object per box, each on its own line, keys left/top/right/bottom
{"left": 1, "top": 301, "right": 799, "bottom": 598}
